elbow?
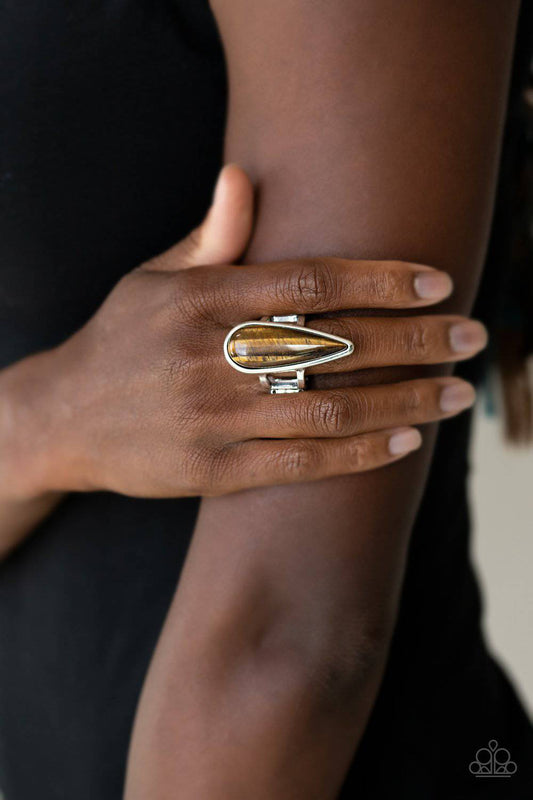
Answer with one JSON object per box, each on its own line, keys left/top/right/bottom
{"left": 205, "top": 603, "right": 391, "bottom": 714}
{"left": 261, "top": 618, "right": 387, "bottom": 700}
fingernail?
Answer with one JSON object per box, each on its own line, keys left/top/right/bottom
{"left": 439, "top": 382, "right": 476, "bottom": 413}
{"left": 414, "top": 271, "right": 453, "bottom": 301}
{"left": 449, "top": 320, "right": 488, "bottom": 353}
{"left": 388, "top": 427, "right": 422, "bottom": 456}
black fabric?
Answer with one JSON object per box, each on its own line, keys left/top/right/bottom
{"left": 0, "top": 2, "right": 531, "bottom": 798}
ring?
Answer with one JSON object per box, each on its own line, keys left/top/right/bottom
{"left": 224, "top": 314, "right": 354, "bottom": 394}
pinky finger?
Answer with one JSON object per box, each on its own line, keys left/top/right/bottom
{"left": 216, "top": 427, "right": 423, "bottom": 493}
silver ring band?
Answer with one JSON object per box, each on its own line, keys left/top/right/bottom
{"left": 224, "top": 314, "right": 354, "bottom": 394}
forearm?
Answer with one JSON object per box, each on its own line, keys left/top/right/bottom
{"left": 0, "top": 352, "right": 66, "bottom": 558}
{"left": 125, "top": 1, "right": 519, "bottom": 796}
{"left": 126, "top": 397, "right": 439, "bottom": 800}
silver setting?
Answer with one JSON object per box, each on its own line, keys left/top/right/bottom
{"left": 261, "top": 314, "right": 305, "bottom": 325}
{"left": 224, "top": 314, "right": 354, "bottom": 395}
{"left": 259, "top": 369, "right": 306, "bottom": 394}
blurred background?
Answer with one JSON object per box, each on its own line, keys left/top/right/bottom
{"left": 471, "top": 399, "right": 533, "bottom": 714}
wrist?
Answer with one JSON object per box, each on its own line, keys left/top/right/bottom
{"left": 0, "top": 348, "right": 73, "bottom": 501}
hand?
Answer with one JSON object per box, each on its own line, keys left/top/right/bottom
{"left": 4, "top": 166, "right": 486, "bottom": 500}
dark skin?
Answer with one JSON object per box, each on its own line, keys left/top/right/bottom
{"left": 0, "top": 171, "right": 477, "bottom": 556}
{"left": 124, "top": 1, "right": 520, "bottom": 798}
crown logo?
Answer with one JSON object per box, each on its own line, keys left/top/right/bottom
{"left": 469, "top": 739, "right": 517, "bottom": 777}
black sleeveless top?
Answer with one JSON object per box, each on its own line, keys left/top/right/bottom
{"left": 0, "top": 2, "right": 531, "bottom": 798}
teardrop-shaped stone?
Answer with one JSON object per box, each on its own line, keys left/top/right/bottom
{"left": 227, "top": 324, "right": 349, "bottom": 370}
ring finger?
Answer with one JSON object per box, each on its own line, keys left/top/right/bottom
{"left": 247, "top": 376, "right": 475, "bottom": 439}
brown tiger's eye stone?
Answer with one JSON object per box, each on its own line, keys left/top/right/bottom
{"left": 227, "top": 324, "right": 349, "bottom": 370}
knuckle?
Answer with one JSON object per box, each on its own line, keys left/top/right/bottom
{"left": 345, "top": 436, "right": 373, "bottom": 469}
{"left": 310, "top": 392, "right": 353, "bottom": 435}
{"left": 279, "top": 441, "right": 316, "bottom": 480}
{"left": 398, "top": 384, "right": 423, "bottom": 416}
{"left": 404, "top": 321, "right": 430, "bottom": 360}
{"left": 370, "top": 269, "right": 403, "bottom": 304}
{"left": 286, "top": 259, "right": 339, "bottom": 311}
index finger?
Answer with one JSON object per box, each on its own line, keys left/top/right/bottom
{"left": 206, "top": 258, "right": 453, "bottom": 323}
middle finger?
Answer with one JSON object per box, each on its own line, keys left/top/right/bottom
{"left": 305, "top": 314, "right": 488, "bottom": 373}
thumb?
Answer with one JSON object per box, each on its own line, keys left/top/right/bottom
{"left": 163, "top": 164, "right": 255, "bottom": 270}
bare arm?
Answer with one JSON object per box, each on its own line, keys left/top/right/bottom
{"left": 125, "top": 1, "right": 520, "bottom": 798}
{"left": 0, "top": 171, "right": 462, "bottom": 561}
{"left": 0, "top": 354, "right": 65, "bottom": 558}
{"left": 0, "top": 174, "right": 468, "bottom": 561}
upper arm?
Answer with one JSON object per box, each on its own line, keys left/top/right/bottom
{"left": 200, "top": 0, "right": 522, "bottom": 647}
{"left": 201, "top": 0, "right": 521, "bottom": 635}
{"left": 212, "top": 0, "right": 518, "bottom": 313}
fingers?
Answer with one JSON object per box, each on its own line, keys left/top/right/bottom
{"left": 203, "top": 258, "right": 453, "bottom": 323}
{"left": 212, "top": 427, "right": 422, "bottom": 493}
{"left": 306, "top": 315, "right": 488, "bottom": 373}
{"left": 247, "top": 377, "right": 475, "bottom": 439}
